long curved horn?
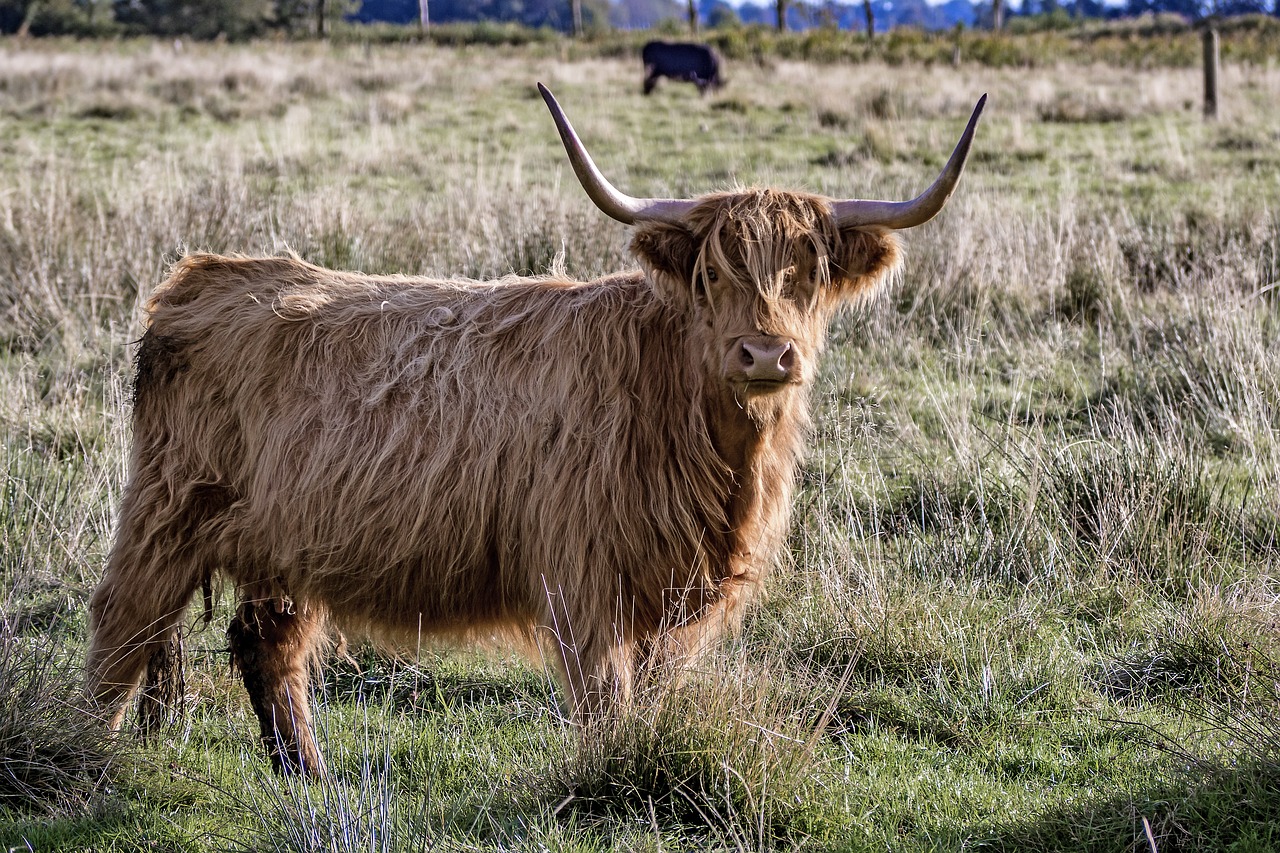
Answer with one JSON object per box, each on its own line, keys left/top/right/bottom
{"left": 831, "top": 94, "right": 987, "bottom": 230}
{"left": 538, "top": 83, "right": 697, "bottom": 226}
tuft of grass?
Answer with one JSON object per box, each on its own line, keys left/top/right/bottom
{"left": 543, "top": 668, "right": 840, "bottom": 848}
{"left": 1038, "top": 92, "right": 1133, "bottom": 124}
{"left": 0, "top": 619, "right": 123, "bottom": 814}
{"left": 1042, "top": 439, "right": 1276, "bottom": 586}
{"left": 236, "top": 746, "right": 425, "bottom": 853}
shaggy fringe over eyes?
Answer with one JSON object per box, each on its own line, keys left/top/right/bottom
{"left": 689, "top": 190, "right": 837, "bottom": 314}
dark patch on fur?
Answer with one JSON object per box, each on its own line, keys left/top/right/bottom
{"left": 185, "top": 482, "right": 236, "bottom": 530}
{"left": 132, "top": 330, "right": 188, "bottom": 408}
{"left": 542, "top": 414, "right": 563, "bottom": 456}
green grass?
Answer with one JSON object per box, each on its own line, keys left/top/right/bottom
{"left": 2, "top": 35, "right": 1279, "bottom": 852}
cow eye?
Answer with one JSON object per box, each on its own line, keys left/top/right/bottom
{"left": 694, "top": 266, "right": 717, "bottom": 301}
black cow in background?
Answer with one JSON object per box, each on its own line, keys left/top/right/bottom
{"left": 642, "top": 41, "right": 724, "bottom": 95}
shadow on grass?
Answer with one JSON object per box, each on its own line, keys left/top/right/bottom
{"left": 319, "top": 648, "right": 559, "bottom": 718}
{"left": 3, "top": 801, "right": 206, "bottom": 852}
{"left": 958, "top": 757, "right": 1280, "bottom": 852}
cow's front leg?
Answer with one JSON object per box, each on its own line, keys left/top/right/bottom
{"left": 538, "top": 599, "right": 637, "bottom": 723}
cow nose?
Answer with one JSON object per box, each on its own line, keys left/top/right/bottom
{"left": 738, "top": 340, "right": 794, "bottom": 382}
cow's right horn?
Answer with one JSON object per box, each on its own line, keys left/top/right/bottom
{"left": 831, "top": 94, "right": 987, "bottom": 231}
{"left": 539, "top": 83, "right": 697, "bottom": 226}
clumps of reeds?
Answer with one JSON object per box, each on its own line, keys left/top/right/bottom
{"left": 541, "top": 666, "right": 840, "bottom": 848}
{"left": 1041, "top": 438, "right": 1278, "bottom": 587}
{"left": 236, "top": 740, "right": 422, "bottom": 853}
{"left": 0, "top": 618, "right": 123, "bottom": 813}
{"left": 1123, "top": 630, "right": 1280, "bottom": 852}
{"left": 1094, "top": 614, "right": 1266, "bottom": 704}
{"left": 1118, "top": 209, "right": 1278, "bottom": 296}
{"left": 1059, "top": 254, "right": 1125, "bottom": 327}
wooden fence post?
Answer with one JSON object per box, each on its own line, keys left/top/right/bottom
{"left": 1202, "top": 25, "right": 1219, "bottom": 120}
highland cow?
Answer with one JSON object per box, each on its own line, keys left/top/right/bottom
{"left": 642, "top": 41, "right": 723, "bottom": 95}
{"left": 86, "top": 84, "right": 985, "bottom": 776}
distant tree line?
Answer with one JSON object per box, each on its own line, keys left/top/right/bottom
{"left": 986, "top": 0, "right": 1274, "bottom": 23}
{"left": 352, "top": 0, "right": 610, "bottom": 31}
{"left": 0, "top": 0, "right": 1274, "bottom": 38}
{"left": 362, "top": 0, "right": 1275, "bottom": 32}
{"left": 0, "top": 0, "right": 352, "bottom": 37}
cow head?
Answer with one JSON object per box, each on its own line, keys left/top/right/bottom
{"left": 539, "top": 84, "right": 984, "bottom": 412}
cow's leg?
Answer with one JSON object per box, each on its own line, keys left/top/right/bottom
{"left": 643, "top": 67, "right": 658, "bottom": 95}
{"left": 86, "top": 480, "right": 230, "bottom": 729}
{"left": 543, "top": 618, "right": 637, "bottom": 724}
{"left": 629, "top": 595, "right": 743, "bottom": 703}
{"left": 85, "top": 564, "right": 200, "bottom": 730}
{"left": 136, "top": 630, "right": 186, "bottom": 737}
{"left": 86, "top": 500, "right": 210, "bottom": 729}
{"left": 228, "top": 598, "right": 326, "bottom": 777}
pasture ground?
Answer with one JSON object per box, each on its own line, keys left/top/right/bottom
{"left": 1, "top": 36, "right": 1279, "bottom": 852}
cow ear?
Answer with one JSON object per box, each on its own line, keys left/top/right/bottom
{"left": 832, "top": 228, "right": 901, "bottom": 302}
{"left": 631, "top": 223, "right": 699, "bottom": 307}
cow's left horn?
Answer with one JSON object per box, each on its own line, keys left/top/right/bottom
{"left": 539, "top": 83, "right": 697, "bottom": 226}
{"left": 831, "top": 94, "right": 987, "bottom": 230}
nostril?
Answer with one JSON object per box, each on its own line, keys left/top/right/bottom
{"left": 778, "top": 343, "right": 795, "bottom": 372}
{"left": 739, "top": 343, "right": 756, "bottom": 367}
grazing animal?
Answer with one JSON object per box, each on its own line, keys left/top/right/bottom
{"left": 86, "top": 83, "right": 985, "bottom": 776}
{"left": 642, "top": 41, "right": 724, "bottom": 95}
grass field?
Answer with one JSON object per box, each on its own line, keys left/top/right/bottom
{"left": 2, "top": 34, "right": 1279, "bottom": 852}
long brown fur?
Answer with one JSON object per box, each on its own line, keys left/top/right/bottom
{"left": 85, "top": 189, "right": 900, "bottom": 774}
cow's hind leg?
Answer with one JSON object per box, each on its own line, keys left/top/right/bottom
{"left": 136, "top": 631, "right": 186, "bottom": 736}
{"left": 86, "top": 480, "right": 231, "bottom": 729}
{"left": 228, "top": 598, "right": 326, "bottom": 777}
{"left": 85, "top": 549, "right": 206, "bottom": 730}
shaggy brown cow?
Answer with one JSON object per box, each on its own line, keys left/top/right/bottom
{"left": 86, "top": 84, "right": 984, "bottom": 775}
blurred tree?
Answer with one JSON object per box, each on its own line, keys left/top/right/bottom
{"left": 0, "top": 0, "right": 28, "bottom": 32}
{"left": 0, "top": 0, "right": 117, "bottom": 34}
{"left": 272, "top": 0, "right": 356, "bottom": 33}
{"left": 113, "top": 0, "right": 275, "bottom": 38}
{"left": 702, "top": 0, "right": 738, "bottom": 26}
{"left": 610, "top": 0, "right": 681, "bottom": 28}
